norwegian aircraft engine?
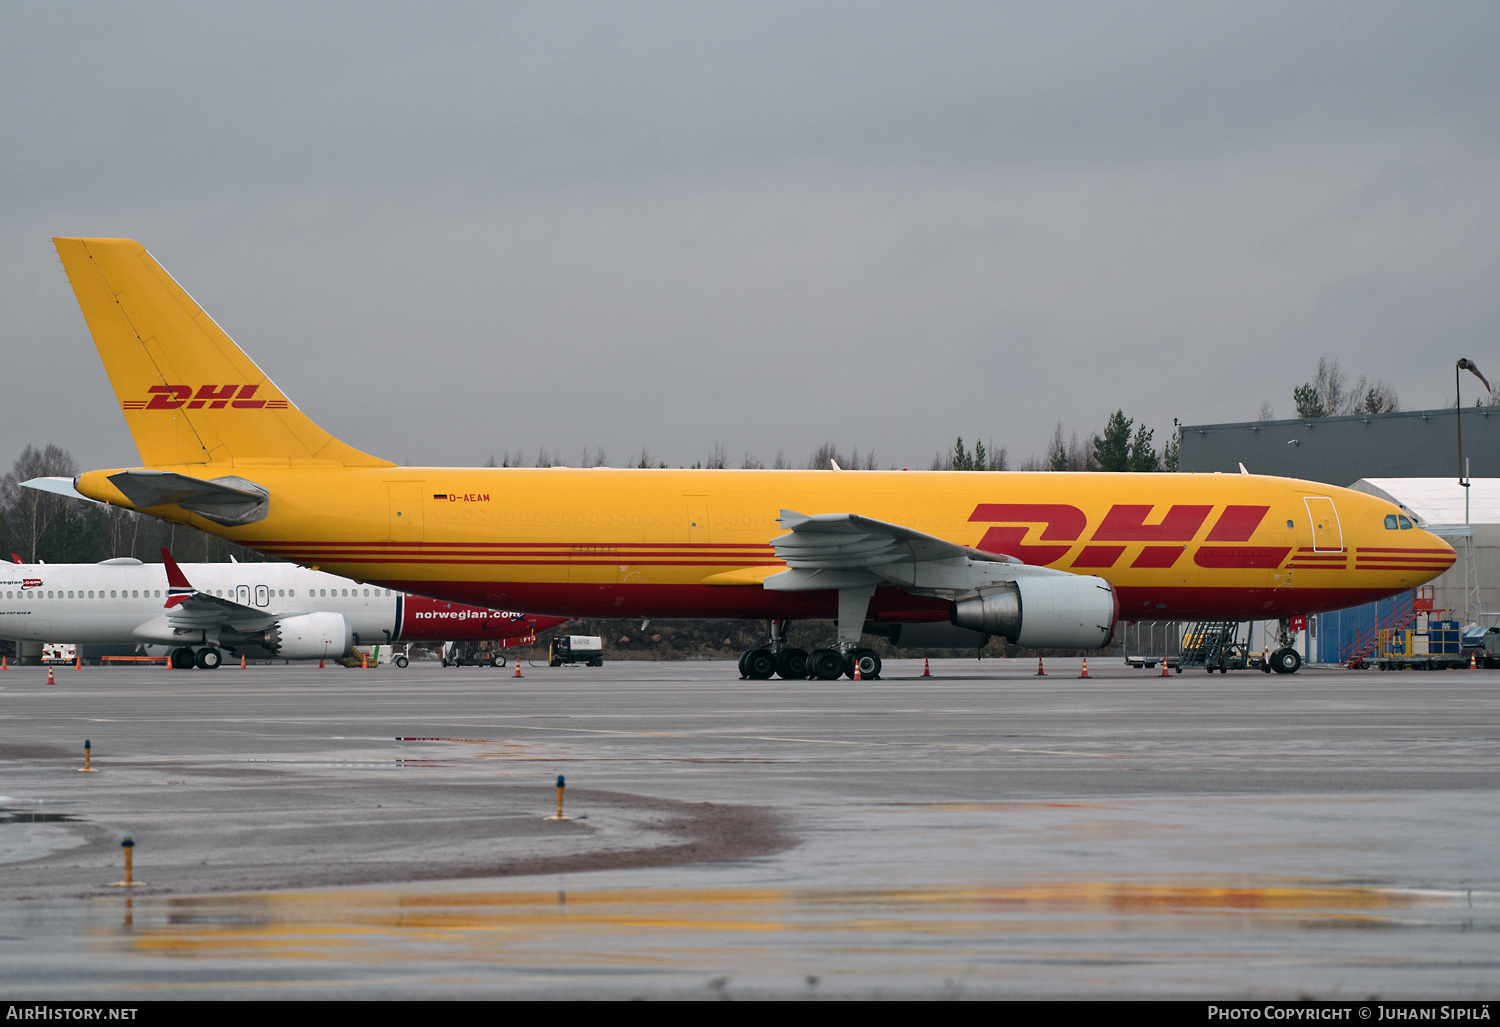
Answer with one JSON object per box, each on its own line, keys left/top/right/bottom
{"left": 254, "top": 612, "right": 352, "bottom": 660}
{"left": 951, "top": 574, "right": 1117, "bottom": 650}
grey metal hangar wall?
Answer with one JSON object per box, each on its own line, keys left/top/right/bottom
{"left": 1178, "top": 407, "right": 1500, "bottom": 486}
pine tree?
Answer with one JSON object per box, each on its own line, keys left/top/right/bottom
{"left": 1128, "top": 424, "right": 1160, "bottom": 472}
{"left": 1092, "top": 411, "right": 1133, "bottom": 472}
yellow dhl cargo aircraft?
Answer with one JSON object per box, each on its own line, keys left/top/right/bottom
{"left": 48, "top": 238, "right": 1454, "bottom": 679}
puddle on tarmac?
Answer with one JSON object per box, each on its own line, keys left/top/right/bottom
{"left": 0, "top": 812, "right": 78, "bottom": 824}
{"left": 80, "top": 879, "right": 1491, "bottom": 965}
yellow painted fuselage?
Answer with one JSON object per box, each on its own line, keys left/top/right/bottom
{"left": 74, "top": 464, "right": 1454, "bottom": 623}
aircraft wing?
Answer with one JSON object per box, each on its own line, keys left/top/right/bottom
{"left": 766, "top": 508, "right": 1070, "bottom": 597}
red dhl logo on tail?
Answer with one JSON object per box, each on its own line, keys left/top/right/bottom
{"left": 121, "top": 385, "right": 289, "bottom": 411}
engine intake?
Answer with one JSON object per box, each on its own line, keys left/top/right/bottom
{"left": 252, "top": 612, "right": 352, "bottom": 660}
{"left": 951, "top": 575, "right": 1117, "bottom": 650}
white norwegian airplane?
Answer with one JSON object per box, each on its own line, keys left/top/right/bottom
{"left": 0, "top": 549, "right": 566, "bottom": 669}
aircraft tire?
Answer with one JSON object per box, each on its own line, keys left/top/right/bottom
{"left": 738, "top": 649, "right": 752, "bottom": 679}
{"left": 1270, "top": 648, "right": 1302, "bottom": 674}
{"left": 808, "top": 648, "right": 844, "bottom": 681}
{"left": 395, "top": 656, "right": 409, "bottom": 668}
{"left": 195, "top": 647, "right": 222, "bottom": 670}
{"left": 744, "top": 648, "right": 776, "bottom": 680}
{"left": 171, "top": 647, "right": 196, "bottom": 670}
{"left": 776, "top": 648, "right": 809, "bottom": 679}
{"left": 847, "top": 648, "right": 881, "bottom": 680}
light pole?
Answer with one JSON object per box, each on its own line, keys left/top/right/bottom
{"left": 1457, "top": 358, "right": 1490, "bottom": 488}
{"left": 1455, "top": 359, "right": 1490, "bottom": 625}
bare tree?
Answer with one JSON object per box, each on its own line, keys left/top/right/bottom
{"left": 772, "top": 449, "right": 788, "bottom": 470}
{"left": 1296, "top": 357, "right": 1400, "bottom": 417}
{"left": 807, "top": 442, "right": 841, "bottom": 470}
{"left": 706, "top": 443, "right": 727, "bottom": 470}
{"left": 1, "top": 444, "right": 77, "bottom": 562}
{"left": 1257, "top": 400, "right": 1276, "bottom": 421}
{"left": 741, "top": 451, "right": 763, "bottom": 469}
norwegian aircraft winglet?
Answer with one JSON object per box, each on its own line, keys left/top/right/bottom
{"left": 49, "top": 238, "right": 1454, "bottom": 679}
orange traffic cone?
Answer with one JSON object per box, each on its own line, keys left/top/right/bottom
{"left": 1079, "top": 657, "right": 1090, "bottom": 679}
{"left": 361, "top": 652, "right": 368, "bottom": 669}
{"left": 922, "top": 658, "right": 931, "bottom": 678}
{"left": 1471, "top": 650, "right": 1478, "bottom": 670}
{"left": 2, "top": 655, "right": 7, "bottom": 670}
{"left": 1160, "top": 658, "right": 1170, "bottom": 677}
{"left": 513, "top": 658, "right": 523, "bottom": 678}
{"left": 74, "top": 653, "right": 81, "bottom": 670}
{"left": 1035, "top": 656, "right": 1046, "bottom": 677}
{"left": 318, "top": 659, "right": 325, "bottom": 669}
{"left": 240, "top": 654, "right": 246, "bottom": 669}
{"left": 853, "top": 657, "right": 862, "bottom": 681}
{"left": 46, "top": 664, "right": 54, "bottom": 686}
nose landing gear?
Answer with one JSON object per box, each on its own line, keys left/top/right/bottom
{"left": 1268, "top": 617, "right": 1303, "bottom": 674}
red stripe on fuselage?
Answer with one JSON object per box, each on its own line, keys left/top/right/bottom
{"left": 371, "top": 581, "right": 1412, "bottom": 624}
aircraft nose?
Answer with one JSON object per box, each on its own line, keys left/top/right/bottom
{"left": 1419, "top": 528, "right": 1458, "bottom": 575}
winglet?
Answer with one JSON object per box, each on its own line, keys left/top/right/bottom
{"left": 160, "top": 548, "right": 196, "bottom": 609}
{"left": 160, "top": 548, "right": 192, "bottom": 589}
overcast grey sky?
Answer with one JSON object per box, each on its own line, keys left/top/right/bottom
{"left": 4, "top": 1, "right": 1499, "bottom": 471}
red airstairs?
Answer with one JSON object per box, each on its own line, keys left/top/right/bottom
{"left": 1339, "top": 587, "right": 1433, "bottom": 668}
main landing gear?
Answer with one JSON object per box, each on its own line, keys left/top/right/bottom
{"left": 171, "top": 646, "right": 223, "bottom": 670}
{"left": 738, "top": 620, "right": 882, "bottom": 681}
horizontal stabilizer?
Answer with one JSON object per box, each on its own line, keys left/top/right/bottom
{"left": 21, "top": 476, "right": 104, "bottom": 506}
{"left": 108, "top": 470, "right": 270, "bottom": 526}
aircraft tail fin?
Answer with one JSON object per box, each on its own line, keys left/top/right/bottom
{"left": 53, "top": 238, "right": 392, "bottom": 469}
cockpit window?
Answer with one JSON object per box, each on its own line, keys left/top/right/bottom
{"left": 1398, "top": 515, "right": 1413, "bottom": 530}
{"left": 1384, "top": 515, "right": 1398, "bottom": 529}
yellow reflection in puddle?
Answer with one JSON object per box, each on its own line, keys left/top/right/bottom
{"left": 92, "top": 881, "right": 1457, "bottom": 963}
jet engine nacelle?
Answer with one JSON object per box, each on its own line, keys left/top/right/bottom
{"left": 951, "top": 574, "right": 1117, "bottom": 650}
{"left": 255, "top": 612, "right": 352, "bottom": 660}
